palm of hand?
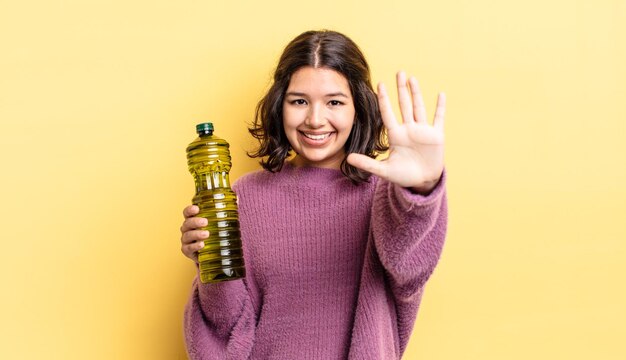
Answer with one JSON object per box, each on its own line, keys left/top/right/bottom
{"left": 347, "top": 72, "right": 446, "bottom": 193}
{"left": 384, "top": 121, "right": 444, "bottom": 189}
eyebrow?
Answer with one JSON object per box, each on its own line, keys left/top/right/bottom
{"left": 285, "top": 91, "right": 349, "bottom": 98}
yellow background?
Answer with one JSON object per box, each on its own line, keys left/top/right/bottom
{"left": 1, "top": 0, "right": 625, "bottom": 359}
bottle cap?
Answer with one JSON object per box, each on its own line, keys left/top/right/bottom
{"left": 196, "top": 122, "right": 214, "bottom": 134}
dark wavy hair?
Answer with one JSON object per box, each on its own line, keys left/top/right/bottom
{"left": 248, "top": 30, "right": 388, "bottom": 184}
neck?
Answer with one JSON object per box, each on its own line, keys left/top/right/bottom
{"left": 289, "top": 155, "right": 344, "bottom": 170}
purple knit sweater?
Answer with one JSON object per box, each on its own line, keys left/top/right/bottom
{"left": 184, "top": 162, "right": 447, "bottom": 359}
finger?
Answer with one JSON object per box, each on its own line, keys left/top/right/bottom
{"left": 182, "top": 241, "right": 205, "bottom": 255}
{"left": 377, "top": 82, "right": 399, "bottom": 131}
{"left": 433, "top": 92, "right": 446, "bottom": 131}
{"left": 181, "top": 242, "right": 204, "bottom": 260}
{"left": 347, "top": 153, "right": 388, "bottom": 180}
{"left": 182, "top": 229, "right": 210, "bottom": 245}
{"left": 183, "top": 205, "right": 199, "bottom": 219}
{"left": 396, "top": 71, "right": 414, "bottom": 124}
{"left": 409, "top": 77, "right": 427, "bottom": 124}
{"left": 180, "top": 217, "right": 208, "bottom": 233}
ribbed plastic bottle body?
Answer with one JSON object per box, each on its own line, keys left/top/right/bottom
{"left": 186, "top": 129, "right": 245, "bottom": 283}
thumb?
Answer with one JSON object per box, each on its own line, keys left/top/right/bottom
{"left": 346, "top": 153, "right": 388, "bottom": 179}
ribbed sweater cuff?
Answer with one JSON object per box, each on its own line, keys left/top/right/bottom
{"left": 392, "top": 169, "right": 447, "bottom": 212}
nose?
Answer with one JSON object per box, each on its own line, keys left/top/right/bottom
{"left": 304, "top": 104, "right": 325, "bottom": 128}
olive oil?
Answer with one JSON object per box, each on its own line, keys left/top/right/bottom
{"left": 186, "top": 122, "right": 245, "bottom": 283}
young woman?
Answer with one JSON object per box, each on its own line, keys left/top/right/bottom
{"left": 180, "top": 30, "right": 447, "bottom": 359}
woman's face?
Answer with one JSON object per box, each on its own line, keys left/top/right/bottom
{"left": 282, "top": 66, "right": 356, "bottom": 169}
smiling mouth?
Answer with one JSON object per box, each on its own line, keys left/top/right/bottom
{"left": 300, "top": 131, "right": 333, "bottom": 140}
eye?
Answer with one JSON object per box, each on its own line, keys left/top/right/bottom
{"left": 290, "top": 99, "right": 307, "bottom": 105}
{"left": 329, "top": 100, "right": 343, "bottom": 106}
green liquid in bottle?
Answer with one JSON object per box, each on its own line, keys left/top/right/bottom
{"left": 186, "top": 122, "right": 245, "bottom": 283}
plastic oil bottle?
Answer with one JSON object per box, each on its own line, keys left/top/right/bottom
{"left": 186, "top": 122, "right": 245, "bottom": 283}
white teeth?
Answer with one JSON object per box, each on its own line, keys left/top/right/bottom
{"left": 303, "top": 133, "right": 331, "bottom": 140}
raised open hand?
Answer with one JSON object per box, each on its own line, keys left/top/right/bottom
{"left": 347, "top": 71, "right": 446, "bottom": 194}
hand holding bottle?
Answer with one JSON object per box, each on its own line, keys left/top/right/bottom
{"left": 180, "top": 205, "right": 210, "bottom": 264}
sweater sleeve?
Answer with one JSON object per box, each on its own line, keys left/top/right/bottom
{"left": 183, "top": 275, "right": 257, "bottom": 360}
{"left": 183, "top": 183, "right": 258, "bottom": 360}
{"left": 372, "top": 170, "right": 448, "bottom": 301}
